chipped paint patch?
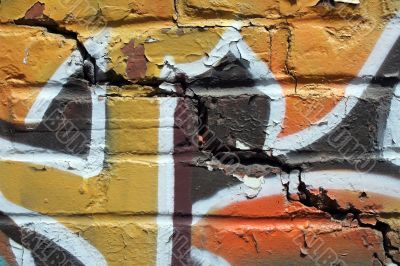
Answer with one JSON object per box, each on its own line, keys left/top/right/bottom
{"left": 121, "top": 40, "right": 148, "bottom": 80}
{"left": 24, "top": 2, "right": 45, "bottom": 20}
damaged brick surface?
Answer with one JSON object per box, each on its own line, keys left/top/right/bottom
{"left": 0, "top": 0, "right": 400, "bottom": 265}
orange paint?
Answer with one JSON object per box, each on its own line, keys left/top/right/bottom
{"left": 192, "top": 194, "right": 385, "bottom": 265}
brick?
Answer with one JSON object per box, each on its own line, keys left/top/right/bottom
{"left": 0, "top": 25, "right": 80, "bottom": 86}
{"left": 0, "top": 0, "right": 174, "bottom": 24}
{"left": 192, "top": 219, "right": 385, "bottom": 265}
{"left": 0, "top": 215, "right": 159, "bottom": 266}
{"left": 177, "top": 0, "right": 394, "bottom": 26}
{"left": 0, "top": 156, "right": 159, "bottom": 215}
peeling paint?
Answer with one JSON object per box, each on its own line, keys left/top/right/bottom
{"left": 334, "top": 0, "right": 360, "bottom": 4}
{"left": 0, "top": 0, "right": 400, "bottom": 265}
{"left": 24, "top": 2, "right": 45, "bottom": 20}
{"left": 121, "top": 40, "right": 147, "bottom": 80}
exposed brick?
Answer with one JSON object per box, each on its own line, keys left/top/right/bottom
{"left": 1, "top": 0, "right": 400, "bottom": 265}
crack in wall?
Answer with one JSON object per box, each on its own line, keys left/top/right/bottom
{"left": 9, "top": 19, "right": 398, "bottom": 90}
{"left": 173, "top": 0, "right": 179, "bottom": 24}
{"left": 290, "top": 172, "right": 400, "bottom": 265}
{"left": 13, "top": 17, "right": 135, "bottom": 88}
{"left": 284, "top": 21, "right": 298, "bottom": 93}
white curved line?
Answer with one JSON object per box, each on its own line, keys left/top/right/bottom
{"left": 159, "top": 27, "right": 285, "bottom": 149}
{"left": 191, "top": 248, "right": 231, "bottom": 266}
{"left": 0, "top": 85, "right": 106, "bottom": 178}
{"left": 301, "top": 169, "right": 400, "bottom": 199}
{"left": 25, "top": 49, "right": 83, "bottom": 125}
{"left": 271, "top": 15, "right": 400, "bottom": 154}
{"left": 1, "top": 31, "right": 110, "bottom": 178}
{"left": 0, "top": 193, "right": 107, "bottom": 266}
{"left": 192, "top": 169, "right": 400, "bottom": 226}
{"left": 383, "top": 83, "right": 400, "bottom": 166}
{"left": 192, "top": 176, "right": 283, "bottom": 225}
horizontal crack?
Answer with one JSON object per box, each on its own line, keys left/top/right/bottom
{"left": 295, "top": 175, "right": 400, "bottom": 265}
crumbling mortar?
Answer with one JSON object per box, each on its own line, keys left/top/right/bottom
{"left": 173, "top": 0, "right": 179, "bottom": 25}
{"left": 167, "top": 72, "right": 303, "bottom": 175}
{"left": 284, "top": 21, "right": 298, "bottom": 93}
{"left": 293, "top": 173, "right": 400, "bottom": 265}
{"left": 264, "top": 26, "right": 273, "bottom": 68}
{"left": 13, "top": 17, "right": 136, "bottom": 88}
{"left": 174, "top": 24, "right": 276, "bottom": 30}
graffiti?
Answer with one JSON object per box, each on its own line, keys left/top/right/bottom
{"left": 0, "top": 0, "right": 400, "bottom": 265}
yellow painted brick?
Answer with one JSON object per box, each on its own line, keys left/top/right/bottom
{"left": 56, "top": 216, "right": 158, "bottom": 266}
{"left": 177, "top": 0, "right": 396, "bottom": 26}
{"left": 0, "top": 24, "right": 78, "bottom": 86}
{"left": 0, "top": 0, "right": 174, "bottom": 23}
{"left": 107, "top": 97, "right": 159, "bottom": 154}
{"left": 0, "top": 155, "right": 160, "bottom": 215}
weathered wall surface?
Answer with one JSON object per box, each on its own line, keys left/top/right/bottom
{"left": 0, "top": 0, "right": 400, "bottom": 265}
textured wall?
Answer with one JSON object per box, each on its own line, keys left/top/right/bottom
{"left": 0, "top": 0, "right": 400, "bottom": 265}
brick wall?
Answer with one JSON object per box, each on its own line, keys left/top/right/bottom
{"left": 0, "top": 0, "right": 400, "bottom": 265}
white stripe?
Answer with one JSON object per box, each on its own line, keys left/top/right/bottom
{"left": 301, "top": 169, "right": 400, "bottom": 198}
{"left": 84, "top": 28, "right": 111, "bottom": 72}
{"left": 0, "top": 193, "right": 107, "bottom": 266}
{"left": 0, "top": 85, "right": 106, "bottom": 178}
{"left": 192, "top": 176, "right": 283, "bottom": 225}
{"left": 156, "top": 98, "right": 177, "bottom": 266}
{"left": 191, "top": 248, "right": 231, "bottom": 266}
{"left": 84, "top": 85, "right": 107, "bottom": 177}
{"left": 25, "top": 49, "right": 83, "bottom": 125}
{"left": 9, "top": 239, "right": 35, "bottom": 266}
{"left": 358, "top": 15, "right": 400, "bottom": 77}
{"left": 271, "top": 15, "right": 400, "bottom": 154}
{"left": 383, "top": 83, "right": 400, "bottom": 166}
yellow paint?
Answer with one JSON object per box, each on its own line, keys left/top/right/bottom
{"left": 0, "top": 0, "right": 173, "bottom": 23}
{"left": 107, "top": 97, "right": 159, "bottom": 154}
{"left": 242, "top": 27, "right": 271, "bottom": 64}
{"left": 107, "top": 25, "right": 224, "bottom": 79}
{"left": 0, "top": 94, "right": 161, "bottom": 264}
{"left": 59, "top": 215, "right": 157, "bottom": 265}
{"left": 177, "top": 0, "right": 399, "bottom": 26}
{"left": 0, "top": 25, "right": 76, "bottom": 123}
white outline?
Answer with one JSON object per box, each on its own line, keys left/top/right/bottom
{"left": 156, "top": 98, "right": 177, "bottom": 266}
{"left": 25, "top": 49, "right": 83, "bottom": 125}
{"left": 159, "top": 15, "right": 400, "bottom": 155}
{"left": 383, "top": 83, "right": 400, "bottom": 166}
{"left": 0, "top": 33, "right": 110, "bottom": 179}
{"left": 191, "top": 169, "right": 400, "bottom": 226}
{"left": 301, "top": 169, "right": 400, "bottom": 199}
{"left": 25, "top": 28, "right": 111, "bottom": 125}
{"left": 192, "top": 176, "right": 283, "bottom": 225}
{"left": 191, "top": 248, "right": 231, "bottom": 266}
{"left": 0, "top": 193, "right": 107, "bottom": 266}
{"left": 0, "top": 85, "right": 106, "bottom": 178}
{"left": 271, "top": 15, "right": 400, "bottom": 154}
